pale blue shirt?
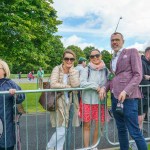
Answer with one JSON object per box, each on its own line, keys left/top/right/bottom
{"left": 112, "top": 48, "right": 124, "bottom": 72}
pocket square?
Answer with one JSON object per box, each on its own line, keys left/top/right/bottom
{"left": 123, "top": 55, "right": 127, "bottom": 58}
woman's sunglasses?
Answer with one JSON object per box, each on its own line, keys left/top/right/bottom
{"left": 64, "top": 57, "right": 75, "bottom": 62}
{"left": 90, "top": 54, "right": 100, "bottom": 59}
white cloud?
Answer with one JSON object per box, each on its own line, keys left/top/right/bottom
{"left": 127, "top": 42, "right": 150, "bottom": 51}
{"left": 53, "top": 0, "right": 150, "bottom": 49}
{"left": 61, "top": 35, "right": 104, "bottom": 50}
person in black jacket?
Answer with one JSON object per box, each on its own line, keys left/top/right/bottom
{"left": 0, "top": 59, "right": 25, "bottom": 150}
{"left": 138, "top": 47, "right": 150, "bottom": 129}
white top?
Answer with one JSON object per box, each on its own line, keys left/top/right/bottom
{"left": 63, "top": 74, "right": 69, "bottom": 104}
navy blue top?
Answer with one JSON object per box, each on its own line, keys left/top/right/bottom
{"left": 0, "top": 78, "right": 25, "bottom": 148}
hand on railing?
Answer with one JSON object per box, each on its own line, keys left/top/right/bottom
{"left": 144, "top": 75, "right": 150, "bottom": 80}
{"left": 99, "top": 87, "right": 106, "bottom": 100}
{"left": 9, "top": 89, "right": 16, "bottom": 95}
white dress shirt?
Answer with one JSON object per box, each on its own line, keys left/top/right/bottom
{"left": 112, "top": 48, "right": 124, "bottom": 72}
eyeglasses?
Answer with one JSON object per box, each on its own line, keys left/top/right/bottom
{"left": 64, "top": 57, "right": 75, "bottom": 62}
{"left": 90, "top": 54, "right": 100, "bottom": 59}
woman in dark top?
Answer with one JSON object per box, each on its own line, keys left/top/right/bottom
{"left": 0, "top": 59, "right": 25, "bottom": 150}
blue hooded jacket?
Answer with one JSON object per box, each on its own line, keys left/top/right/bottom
{"left": 0, "top": 78, "right": 25, "bottom": 148}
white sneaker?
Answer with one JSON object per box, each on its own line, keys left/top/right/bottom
{"left": 46, "top": 146, "right": 54, "bottom": 150}
{"left": 129, "top": 142, "right": 138, "bottom": 150}
{"left": 92, "top": 147, "right": 98, "bottom": 150}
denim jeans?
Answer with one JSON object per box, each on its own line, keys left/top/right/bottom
{"left": 111, "top": 94, "right": 147, "bottom": 150}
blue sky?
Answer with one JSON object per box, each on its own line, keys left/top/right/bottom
{"left": 53, "top": 0, "right": 150, "bottom": 52}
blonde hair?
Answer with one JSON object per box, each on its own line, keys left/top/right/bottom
{"left": 63, "top": 49, "right": 76, "bottom": 59}
{"left": 0, "top": 59, "right": 10, "bottom": 78}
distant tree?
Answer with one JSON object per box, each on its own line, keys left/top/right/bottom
{"left": 101, "top": 50, "right": 112, "bottom": 69}
{"left": 66, "top": 45, "right": 85, "bottom": 65}
{"left": 83, "top": 46, "right": 95, "bottom": 60}
{"left": 0, "top": 0, "right": 63, "bottom": 73}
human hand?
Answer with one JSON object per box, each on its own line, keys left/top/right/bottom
{"left": 99, "top": 87, "right": 106, "bottom": 101}
{"left": 118, "top": 91, "right": 126, "bottom": 102}
{"left": 97, "top": 86, "right": 101, "bottom": 93}
{"left": 9, "top": 89, "right": 16, "bottom": 95}
{"left": 65, "top": 85, "right": 71, "bottom": 88}
{"left": 144, "top": 75, "right": 150, "bottom": 80}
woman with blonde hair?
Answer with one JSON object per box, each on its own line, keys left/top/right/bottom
{"left": 0, "top": 59, "right": 25, "bottom": 150}
{"left": 47, "top": 50, "right": 80, "bottom": 150}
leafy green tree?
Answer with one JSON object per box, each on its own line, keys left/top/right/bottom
{"left": 66, "top": 45, "right": 85, "bottom": 66}
{"left": 0, "top": 0, "right": 64, "bottom": 73}
{"left": 101, "top": 50, "right": 112, "bottom": 69}
{"left": 83, "top": 46, "right": 95, "bottom": 60}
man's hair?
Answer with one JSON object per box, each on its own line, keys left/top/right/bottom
{"left": 111, "top": 32, "right": 124, "bottom": 40}
{"left": 145, "top": 47, "right": 150, "bottom": 53}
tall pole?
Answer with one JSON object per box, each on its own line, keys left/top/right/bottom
{"left": 115, "top": 16, "right": 122, "bottom": 32}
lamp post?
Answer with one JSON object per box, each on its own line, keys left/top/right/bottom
{"left": 115, "top": 16, "right": 122, "bottom": 32}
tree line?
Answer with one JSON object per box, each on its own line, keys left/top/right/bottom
{"left": 0, "top": 0, "right": 112, "bottom": 74}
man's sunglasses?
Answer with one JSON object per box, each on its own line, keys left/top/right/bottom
{"left": 64, "top": 57, "right": 75, "bottom": 62}
{"left": 90, "top": 54, "right": 100, "bottom": 59}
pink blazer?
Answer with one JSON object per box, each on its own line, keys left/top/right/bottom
{"left": 106, "top": 48, "right": 142, "bottom": 99}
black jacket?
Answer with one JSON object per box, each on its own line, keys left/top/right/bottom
{"left": 140, "top": 55, "right": 150, "bottom": 96}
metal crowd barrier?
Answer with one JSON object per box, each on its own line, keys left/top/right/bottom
{"left": 0, "top": 85, "right": 150, "bottom": 150}
{"left": 105, "top": 84, "right": 150, "bottom": 147}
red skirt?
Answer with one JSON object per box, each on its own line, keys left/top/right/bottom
{"left": 79, "top": 101, "right": 105, "bottom": 123}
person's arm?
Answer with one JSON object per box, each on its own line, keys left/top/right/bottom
{"left": 123, "top": 48, "right": 142, "bottom": 96}
{"left": 9, "top": 81, "right": 25, "bottom": 104}
{"left": 50, "top": 66, "right": 71, "bottom": 88}
{"left": 69, "top": 67, "right": 80, "bottom": 87}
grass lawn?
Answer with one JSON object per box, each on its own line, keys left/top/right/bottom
{"left": 18, "top": 83, "right": 45, "bottom": 113}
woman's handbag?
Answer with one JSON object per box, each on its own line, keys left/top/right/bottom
{"left": 39, "top": 82, "right": 62, "bottom": 111}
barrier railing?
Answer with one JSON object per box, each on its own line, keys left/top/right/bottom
{"left": 105, "top": 84, "right": 150, "bottom": 147}
{"left": 0, "top": 85, "right": 150, "bottom": 150}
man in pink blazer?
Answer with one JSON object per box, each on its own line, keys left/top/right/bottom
{"left": 100, "top": 32, "right": 147, "bottom": 150}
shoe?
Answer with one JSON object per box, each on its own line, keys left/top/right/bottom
{"left": 92, "top": 147, "right": 98, "bottom": 150}
{"left": 46, "top": 146, "right": 54, "bottom": 150}
{"left": 129, "top": 142, "right": 138, "bottom": 150}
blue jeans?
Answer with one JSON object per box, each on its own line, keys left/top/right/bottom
{"left": 111, "top": 94, "right": 147, "bottom": 150}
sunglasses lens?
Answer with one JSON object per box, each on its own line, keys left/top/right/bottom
{"left": 95, "top": 54, "right": 100, "bottom": 58}
{"left": 90, "top": 54, "right": 100, "bottom": 59}
{"left": 70, "top": 58, "right": 75, "bottom": 62}
{"left": 64, "top": 57, "right": 75, "bottom": 62}
{"left": 64, "top": 58, "right": 69, "bottom": 61}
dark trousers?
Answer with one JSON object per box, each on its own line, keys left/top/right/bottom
{"left": 111, "top": 94, "right": 147, "bottom": 150}
{"left": 0, "top": 146, "right": 14, "bottom": 150}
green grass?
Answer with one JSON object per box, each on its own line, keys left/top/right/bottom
{"left": 19, "top": 83, "right": 45, "bottom": 113}
{"left": 10, "top": 74, "right": 50, "bottom": 79}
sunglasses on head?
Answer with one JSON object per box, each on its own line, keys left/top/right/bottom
{"left": 64, "top": 57, "right": 75, "bottom": 62}
{"left": 90, "top": 54, "right": 100, "bottom": 59}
